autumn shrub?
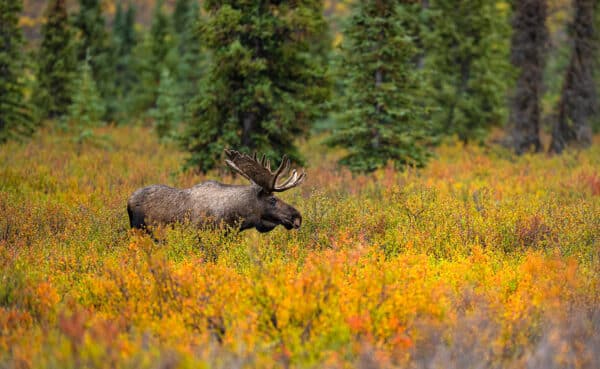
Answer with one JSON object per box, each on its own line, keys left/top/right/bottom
{"left": 0, "top": 127, "right": 598, "bottom": 368}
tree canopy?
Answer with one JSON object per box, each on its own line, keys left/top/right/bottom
{"left": 182, "top": 0, "right": 331, "bottom": 172}
{"left": 0, "top": 0, "right": 33, "bottom": 143}
{"left": 327, "top": 1, "right": 435, "bottom": 172}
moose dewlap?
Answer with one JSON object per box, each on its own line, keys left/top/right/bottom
{"left": 127, "top": 149, "right": 306, "bottom": 233}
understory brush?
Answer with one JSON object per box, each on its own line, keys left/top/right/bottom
{"left": 1, "top": 127, "right": 598, "bottom": 368}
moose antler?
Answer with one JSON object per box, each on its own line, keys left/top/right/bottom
{"left": 224, "top": 149, "right": 306, "bottom": 192}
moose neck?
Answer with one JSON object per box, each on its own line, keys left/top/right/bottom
{"left": 231, "top": 185, "right": 264, "bottom": 229}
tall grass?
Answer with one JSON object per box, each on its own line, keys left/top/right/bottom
{"left": 1, "top": 127, "right": 598, "bottom": 368}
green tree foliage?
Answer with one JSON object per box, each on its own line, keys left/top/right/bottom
{"left": 73, "top": 0, "right": 114, "bottom": 120}
{"left": 112, "top": 3, "right": 138, "bottom": 121}
{"left": 327, "top": 1, "right": 434, "bottom": 173}
{"left": 132, "top": 0, "right": 176, "bottom": 115}
{"left": 509, "top": 0, "right": 548, "bottom": 154}
{"left": 0, "top": 0, "right": 34, "bottom": 143}
{"left": 550, "top": 0, "right": 597, "bottom": 152}
{"left": 73, "top": 0, "right": 107, "bottom": 62}
{"left": 173, "top": 0, "right": 192, "bottom": 36}
{"left": 68, "top": 57, "right": 106, "bottom": 128}
{"left": 425, "top": 0, "right": 512, "bottom": 144}
{"left": 148, "top": 0, "right": 175, "bottom": 82}
{"left": 173, "top": 0, "right": 204, "bottom": 121}
{"left": 595, "top": 4, "right": 600, "bottom": 132}
{"left": 33, "top": 0, "right": 76, "bottom": 121}
{"left": 152, "top": 68, "right": 183, "bottom": 141}
{"left": 182, "top": 0, "right": 331, "bottom": 172}
{"left": 307, "top": 1, "right": 334, "bottom": 76}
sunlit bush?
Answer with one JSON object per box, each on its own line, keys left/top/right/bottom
{"left": 0, "top": 127, "right": 598, "bottom": 368}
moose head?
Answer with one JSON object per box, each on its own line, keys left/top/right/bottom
{"left": 223, "top": 149, "right": 306, "bottom": 232}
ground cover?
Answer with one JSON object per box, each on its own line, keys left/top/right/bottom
{"left": 1, "top": 127, "right": 598, "bottom": 368}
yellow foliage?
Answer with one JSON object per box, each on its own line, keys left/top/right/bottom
{"left": 0, "top": 126, "right": 598, "bottom": 368}
{"left": 19, "top": 15, "right": 40, "bottom": 28}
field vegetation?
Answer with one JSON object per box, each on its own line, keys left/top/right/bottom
{"left": 1, "top": 127, "right": 598, "bottom": 368}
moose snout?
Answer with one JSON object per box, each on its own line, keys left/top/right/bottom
{"left": 293, "top": 216, "right": 302, "bottom": 229}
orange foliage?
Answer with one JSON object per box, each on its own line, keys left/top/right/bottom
{"left": 0, "top": 126, "right": 598, "bottom": 368}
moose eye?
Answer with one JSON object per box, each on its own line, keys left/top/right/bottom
{"left": 268, "top": 197, "right": 277, "bottom": 206}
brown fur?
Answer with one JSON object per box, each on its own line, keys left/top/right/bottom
{"left": 127, "top": 181, "right": 302, "bottom": 233}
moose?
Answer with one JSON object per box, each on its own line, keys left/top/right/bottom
{"left": 127, "top": 149, "right": 306, "bottom": 233}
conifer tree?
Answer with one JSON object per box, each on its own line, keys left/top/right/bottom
{"left": 148, "top": 0, "right": 174, "bottom": 76}
{"left": 132, "top": 0, "right": 176, "bottom": 114}
{"left": 425, "top": 0, "right": 512, "bottom": 144}
{"left": 182, "top": 0, "right": 330, "bottom": 171}
{"left": 510, "top": 0, "right": 548, "bottom": 154}
{"left": 596, "top": 5, "right": 600, "bottom": 132}
{"left": 152, "top": 68, "right": 183, "bottom": 141}
{"left": 173, "top": 0, "right": 192, "bottom": 36}
{"left": 34, "top": 0, "right": 76, "bottom": 120}
{"left": 112, "top": 3, "right": 138, "bottom": 120}
{"left": 73, "top": 0, "right": 114, "bottom": 120}
{"left": 307, "top": 1, "right": 334, "bottom": 99}
{"left": 327, "top": 1, "right": 433, "bottom": 173}
{"left": 73, "top": 0, "right": 109, "bottom": 67}
{"left": 173, "top": 0, "right": 204, "bottom": 121}
{"left": 68, "top": 57, "right": 106, "bottom": 128}
{"left": 549, "top": 0, "right": 597, "bottom": 152}
{"left": 113, "top": 2, "right": 125, "bottom": 34}
{"left": 0, "top": 0, "right": 33, "bottom": 143}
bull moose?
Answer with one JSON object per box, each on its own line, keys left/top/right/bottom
{"left": 127, "top": 149, "right": 306, "bottom": 233}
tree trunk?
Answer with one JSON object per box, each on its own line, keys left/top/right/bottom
{"left": 509, "top": 0, "right": 548, "bottom": 155}
{"left": 549, "top": 0, "right": 596, "bottom": 153}
{"left": 372, "top": 68, "right": 383, "bottom": 149}
{"left": 242, "top": 112, "right": 256, "bottom": 148}
{"left": 415, "top": 0, "right": 429, "bottom": 70}
{"left": 443, "top": 53, "right": 471, "bottom": 143}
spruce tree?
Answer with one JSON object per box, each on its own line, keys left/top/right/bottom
{"left": 0, "top": 0, "right": 33, "bottom": 143}
{"left": 73, "top": 0, "right": 107, "bottom": 61}
{"left": 182, "top": 0, "right": 330, "bottom": 172}
{"left": 327, "top": 1, "right": 433, "bottom": 173}
{"left": 68, "top": 56, "right": 106, "bottom": 128}
{"left": 173, "top": 0, "right": 204, "bottom": 121}
{"left": 509, "top": 0, "right": 548, "bottom": 154}
{"left": 173, "top": 0, "right": 192, "bottom": 36}
{"left": 595, "top": 4, "right": 600, "bottom": 132}
{"left": 425, "top": 0, "right": 512, "bottom": 144}
{"left": 73, "top": 0, "right": 114, "bottom": 120}
{"left": 112, "top": 3, "right": 138, "bottom": 120}
{"left": 113, "top": 2, "right": 125, "bottom": 34}
{"left": 152, "top": 68, "right": 183, "bottom": 141}
{"left": 132, "top": 0, "right": 176, "bottom": 114}
{"left": 549, "top": 0, "right": 597, "bottom": 153}
{"left": 34, "top": 0, "right": 76, "bottom": 120}
{"left": 148, "top": 0, "right": 174, "bottom": 78}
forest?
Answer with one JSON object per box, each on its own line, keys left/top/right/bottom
{"left": 1, "top": 0, "right": 599, "bottom": 368}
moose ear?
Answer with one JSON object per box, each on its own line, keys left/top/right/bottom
{"left": 256, "top": 186, "right": 272, "bottom": 196}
